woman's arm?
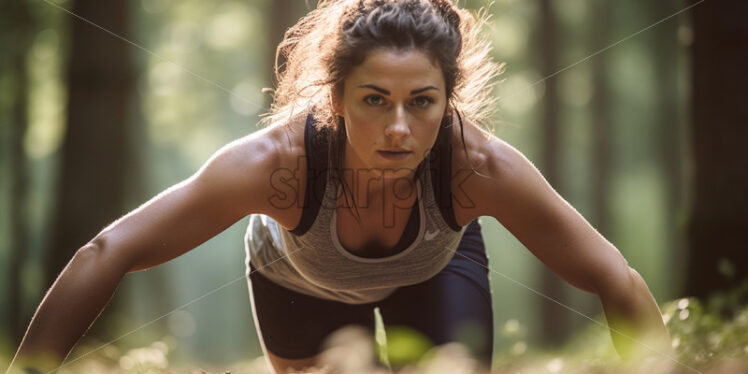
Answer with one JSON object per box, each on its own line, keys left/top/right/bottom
{"left": 6, "top": 132, "right": 283, "bottom": 373}
{"left": 464, "top": 135, "right": 672, "bottom": 361}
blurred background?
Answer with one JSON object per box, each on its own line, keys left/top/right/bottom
{"left": 1, "top": 0, "right": 745, "bottom": 370}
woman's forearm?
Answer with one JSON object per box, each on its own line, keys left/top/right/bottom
{"left": 598, "top": 267, "right": 672, "bottom": 362}
{"left": 6, "top": 243, "right": 127, "bottom": 373}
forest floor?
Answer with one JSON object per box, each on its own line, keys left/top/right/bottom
{"left": 3, "top": 296, "right": 746, "bottom": 374}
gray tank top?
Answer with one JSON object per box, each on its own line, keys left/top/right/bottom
{"left": 244, "top": 115, "right": 467, "bottom": 304}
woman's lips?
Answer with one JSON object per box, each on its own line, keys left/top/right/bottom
{"left": 377, "top": 150, "right": 412, "bottom": 160}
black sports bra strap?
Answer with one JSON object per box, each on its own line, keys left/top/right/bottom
{"left": 430, "top": 123, "right": 461, "bottom": 231}
{"left": 290, "top": 114, "right": 330, "bottom": 235}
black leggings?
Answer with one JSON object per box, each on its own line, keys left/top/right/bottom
{"left": 248, "top": 219, "right": 493, "bottom": 367}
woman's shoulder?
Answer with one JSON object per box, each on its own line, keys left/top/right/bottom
{"left": 230, "top": 111, "right": 308, "bottom": 170}
{"left": 204, "top": 111, "right": 308, "bottom": 219}
{"left": 448, "top": 114, "right": 520, "bottom": 225}
{"left": 448, "top": 114, "right": 498, "bottom": 177}
{"left": 251, "top": 111, "right": 311, "bottom": 225}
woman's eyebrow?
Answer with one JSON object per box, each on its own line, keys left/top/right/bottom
{"left": 358, "top": 84, "right": 390, "bottom": 95}
{"left": 410, "top": 86, "right": 439, "bottom": 94}
{"left": 357, "top": 84, "right": 440, "bottom": 95}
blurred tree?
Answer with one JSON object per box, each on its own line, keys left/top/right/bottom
{"left": 589, "top": 0, "right": 612, "bottom": 239}
{"left": 537, "top": 0, "right": 569, "bottom": 346}
{"left": 266, "top": 0, "right": 308, "bottom": 107}
{"left": 43, "top": 0, "right": 135, "bottom": 339}
{"left": 652, "top": 0, "right": 685, "bottom": 296}
{"left": 4, "top": 0, "right": 34, "bottom": 346}
{"left": 685, "top": 0, "right": 748, "bottom": 303}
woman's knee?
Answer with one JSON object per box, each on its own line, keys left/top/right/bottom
{"left": 263, "top": 327, "right": 382, "bottom": 373}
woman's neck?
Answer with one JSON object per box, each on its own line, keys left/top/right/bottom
{"left": 339, "top": 147, "right": 419, "bottom": 210}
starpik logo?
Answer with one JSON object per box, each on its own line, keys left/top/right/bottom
{"left": 265, "top": 149, "right": 476, "bottom": 228}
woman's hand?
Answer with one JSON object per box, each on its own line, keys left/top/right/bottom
{"left": 462, "top": 134, "right": 672, "bottom": 363}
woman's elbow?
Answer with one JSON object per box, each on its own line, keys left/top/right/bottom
{"left": 595, "top": 264, "right": 657, "bottom": 317}
{"left": 73, "top": 236, "right": 131, "bottom": 276}
{"left": 593, "top": 262, "right": 641, "bottom": 301}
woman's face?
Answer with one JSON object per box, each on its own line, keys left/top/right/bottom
{"left": 333, "top": 48, "right": 447, "bottom": 181}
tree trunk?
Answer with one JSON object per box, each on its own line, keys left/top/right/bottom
{"left": 652, "top": 0, "right": 685, "bottom": 297}
{"left": 5, "top": 0, "right": 34, "bottom": 346}
{"left": 589, "top": 0, "right": 612, "bottom": 239}
{"left": 44, "top": 0, "right": 135, "bottom": 339}
{"left": 685, "top": 0, "right": 748, "bottom": 303}
{"left": 538, "top": 0, "right": 569, "bottom": 346}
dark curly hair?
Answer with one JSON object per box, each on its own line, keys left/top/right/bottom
{"left": 265, "top": 0, "right": 500, "bottom": 128}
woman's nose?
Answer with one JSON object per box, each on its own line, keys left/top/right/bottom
{"left": 384, "top": 106, "right": 410, "bottom": 138}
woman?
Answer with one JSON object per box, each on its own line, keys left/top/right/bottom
{"left": 8, "top": 1, "right": 671, "bottom": 373}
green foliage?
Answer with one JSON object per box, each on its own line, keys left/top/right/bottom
{"left": 383, "top": 326, "right": 435, "bottom": 368}
{"left": 662, "top": 287, "right": 748, "bottom": 368}
{"left": 489, "top": 291, "right": 748, "bottom": 374}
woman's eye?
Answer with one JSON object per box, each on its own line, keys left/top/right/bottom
{"left": 412, "top": 96, "right": 434, "bottom": 108}
{"left": 364, "top": 95, "right": 385, "bottom": 106}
